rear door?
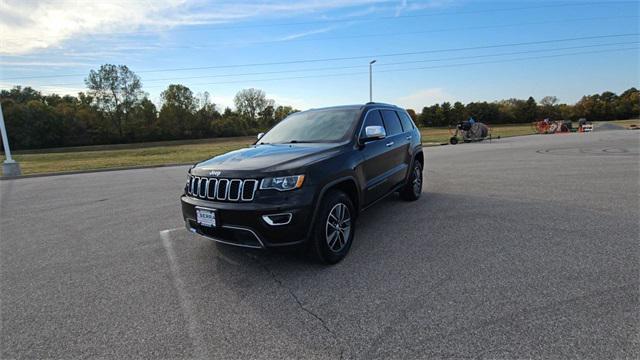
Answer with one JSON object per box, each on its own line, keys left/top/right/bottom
{"left": 380, "top": 109, "right": 410, "bottom": 187}
{"left": 358, "top": 109, "right": 396, "bottom": 205}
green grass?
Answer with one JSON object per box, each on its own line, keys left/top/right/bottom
{"left": 4, "top": 120, "right": 636, "bottom": 176}
{"left": 420, "top": 123, "right": 536, "bottom": 144}
{"left": 10, "top": 139, "right": 252, "bottom": 175}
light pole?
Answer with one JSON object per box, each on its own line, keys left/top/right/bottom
{"left": 0, "top": 103, "right": 21, "bottom": 176}
{"left": 369, "top": 60, "right": 376, "bottom": 102}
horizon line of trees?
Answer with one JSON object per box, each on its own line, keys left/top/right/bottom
{"left": 416, "top": 88, "right": 639, "bottom": 127}
{"left": 0, "top": 64, "right": 638, "bottom": 150}
{"left": 1, "top": 64, "right": 297, "bottom": 150}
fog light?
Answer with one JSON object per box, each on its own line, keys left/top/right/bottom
{"left": 262, "top": 213, "right": 292, "bottom": 226}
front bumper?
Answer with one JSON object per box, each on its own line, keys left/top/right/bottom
{"left": 181, "top": 195, "right": 314, "bottom": 248}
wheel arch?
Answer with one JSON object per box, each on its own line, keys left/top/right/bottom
{"left": 413, "top": 150, "right": 424, "bottom": 168}
{"left": 306, "top": 176, "right": 360, "bottom": 240}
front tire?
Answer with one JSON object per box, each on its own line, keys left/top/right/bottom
{"left": 310, "top": 190, "right": 355, "bottom": 264}
{"left": 400, "top": 161, "right": 423, "bottom": 201}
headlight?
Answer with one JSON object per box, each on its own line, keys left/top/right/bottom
{"left": 260, "top": 175, "right": 305, "bottom": 191}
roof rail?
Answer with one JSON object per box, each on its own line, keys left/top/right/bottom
{"left": 365, "top": 102, "right": 398, "bottom": 107}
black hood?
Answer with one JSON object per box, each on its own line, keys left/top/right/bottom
{"left": 193, "top": 143, "right": 343, "bottom": 173}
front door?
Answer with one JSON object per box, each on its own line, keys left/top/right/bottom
{"left": 359, "top": 109, "right": 397, "bottom": 206}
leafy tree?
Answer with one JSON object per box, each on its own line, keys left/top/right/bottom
{"left": 85, "top": 64, "right": 144, "bottom": 140}
{"left": 3, "top": 82, "right": 639, "bottom": 149}
{"left": 158, "top": 84, "right": 198, "bottom": 139}
{"left": 127, "top": 98, "right": 158, "bottom": 141}
{"left": 234, "top": 88, "right": 275, "bottom": 124}
{"left": 195, "top": 92, "right": 221, "bottom": 138}
{"left": 0, "top": 86, "right": 42, "bottom": 103}
{"left": 406, "top": 109, "right": 418, "bottom": 122}
{"left": 451, "top": 102, "right": 466, "bottom": 124}
{"left": 540, "top": 96, "right": 558, "bottom": 107}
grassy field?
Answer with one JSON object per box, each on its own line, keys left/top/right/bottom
{"left": 420, "top": 122, "right": 537, "bottom": 144}
{"left": 8, "top": 139, "right": 254, "bottom": 175}
{"left": 3, "top": 120, "right": 637, "bottom": 176}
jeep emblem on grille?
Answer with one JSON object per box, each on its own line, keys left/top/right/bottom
{"left": 208, "top": 170, "right": 222, "bottom": 176}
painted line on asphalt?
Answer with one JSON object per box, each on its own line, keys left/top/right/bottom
{"left": 217, "top": 253, "right": 240, "bottom": 266}
{"left": 160, "top": 228, "right": 209, "bottom": 359}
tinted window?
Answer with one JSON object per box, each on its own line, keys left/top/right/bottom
{"left": 359, "top": 110, "right": 384, "bottom": 138}
{"left": 381, "top": 109, "right": 403, "bottom": 136}
{"left": 259, "top": 108, "right": 360, "bottom": 144}
{"left": 397, "top": 111, "right": 414, "bottom": 132}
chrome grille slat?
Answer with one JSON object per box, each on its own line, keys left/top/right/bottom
{"left": 241, "top": 179, "right": 258, "bottom": 201}
{"left": 187, "top": 175, "right": 258, "bottom": 202}
{"left": 193, "top": 177, "right": 200, "bottom": 196}
{"left": 217, "top": 179, "right": 228, "bottom": 200}
{"left": 206, "top": 178, "right": 217, "bottom": 199}
{"left": 199, "top": 178, "right": 208, "bottom": 197}
{"left": 228, "top": 180, "right": 242, "bottom": 201}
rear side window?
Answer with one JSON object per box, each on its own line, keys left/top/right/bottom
{"left": 381, "top": 109, "right": 403, "bottom": 136}
{"left": 397, "top": 111, "right": 415, "bottom": 132}
{"left": 360, "top": 110, "right": 384, "bottom": 137}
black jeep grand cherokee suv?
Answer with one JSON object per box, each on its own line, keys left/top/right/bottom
{"left": 181, "top": 103, "right": 423, "bottom": 263}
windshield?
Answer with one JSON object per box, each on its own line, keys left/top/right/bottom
{"left": 258, "top": 108, "right": 360, "bottom": 144}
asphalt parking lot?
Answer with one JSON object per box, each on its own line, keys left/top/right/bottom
{"left": 1, "top": 130, "right": 638, "bottom": 359}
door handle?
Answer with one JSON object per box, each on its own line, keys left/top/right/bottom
{"left": 386, "top": 141, "right": 394, "bottom": 147}
{"left": 406, "top": 136, "right": 412, "bottom": 141}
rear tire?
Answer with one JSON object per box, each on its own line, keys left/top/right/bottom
{"left": 400, "top": 161, "right": 423, "bottom": 201}
{"left": 310, "top": 190, "right": 355, "bottom": 264}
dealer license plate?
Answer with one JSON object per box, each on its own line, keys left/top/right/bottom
{"left": 196, "top": 208, "right": 216, "bottom": 227}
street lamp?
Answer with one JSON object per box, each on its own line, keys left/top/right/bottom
{"left": 369, "top": 60, "right": 376, "bottom": 102}
{"left": 0, "top": 103, "right": 21, "bottom": 176}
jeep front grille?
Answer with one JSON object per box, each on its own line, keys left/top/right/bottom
{"left": 186, "top": 176, "right": 258, "bottom": 202}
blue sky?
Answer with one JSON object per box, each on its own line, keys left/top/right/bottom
{"left": 0, "top": 0, "right": 638, "bottom": 111}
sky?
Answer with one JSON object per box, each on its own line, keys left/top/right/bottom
{"left": 0, "top": 0, "right": 638, "bottom": 111}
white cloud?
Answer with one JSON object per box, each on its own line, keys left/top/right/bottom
{"left": 395, "top": 0, "right": 456, "bottom": 15}
{"left": 0, "top": 60, "right": 93, "bottom": 68}
{"left": 394, "top": 88, "right": 452, "bottom": 110}
{"left": 0, "top": 81, "right": 85, "bottom": 96}
{"left": 269, "top": 93, "right": 313, "bottom": 110}
{"left": 210, "top": 94, "right": 236, "bottom": 111}
{"left": 277, "top": 26, "right": 339, "bottom": 41}
{"left": 0, "top": 0, "right": 393, "bottom": 55}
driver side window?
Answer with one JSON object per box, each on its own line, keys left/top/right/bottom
{"left": 359, "top": 110, "right": 384, "bottom": 138}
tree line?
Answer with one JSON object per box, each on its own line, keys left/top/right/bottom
{"left": 1, "top": 64, "right": 297, "bottom": 150}
{"left": 1, "top": 63, "right": 638, "bottom": 150}
{"left": 417, "top": 89, "right": 639, "bottom": 127}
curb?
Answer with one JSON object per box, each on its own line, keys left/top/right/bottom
{"left": 0, "top": 162, "right": 193, "bottom": 181}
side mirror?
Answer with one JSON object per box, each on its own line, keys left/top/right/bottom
{"left": 360, "top": 125, "right": 386, "bottom": 144}
{"left": 257, "top": 132, "right": 265, "bottom": 140}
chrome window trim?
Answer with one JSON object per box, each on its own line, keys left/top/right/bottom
{"left": 228, "top": 179, "right": 242, "bottom": 201}
{"left": 241, "top": 179, "right": 258, "bottom": 201}
{"left": 356, "top": 108, "right": 387, "bottom": 142}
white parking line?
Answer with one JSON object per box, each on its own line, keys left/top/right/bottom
{"left": 217, "top": 253, "right": 240, "bottom": 266}
{"left": 159, "top": 229, "right": 209, "bottom": 359}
